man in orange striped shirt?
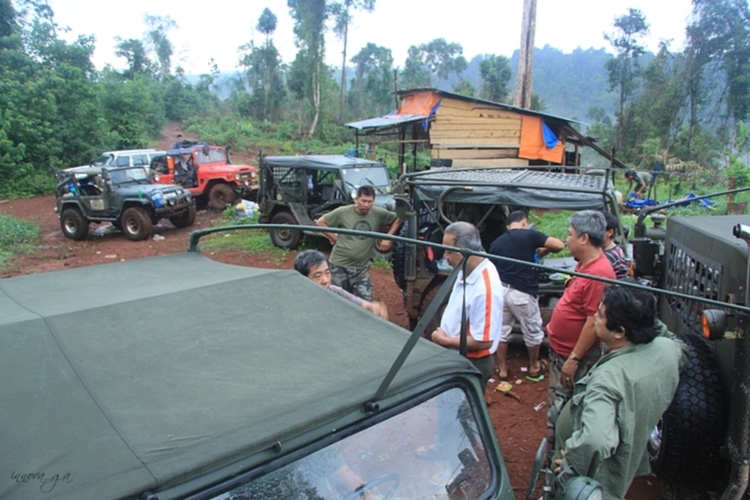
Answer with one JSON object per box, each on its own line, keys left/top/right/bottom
{"left": 431, "top": 222, "right": 503, "bottom": 388}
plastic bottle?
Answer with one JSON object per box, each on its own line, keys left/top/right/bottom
{"left": 68, "top": 182, "right": 77, "bottom": 196}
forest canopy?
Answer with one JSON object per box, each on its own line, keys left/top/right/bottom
{"left": 1, "top": 0, "right": 749, "bottom": 199}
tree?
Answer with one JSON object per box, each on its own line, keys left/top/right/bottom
{"left": 331, "top": 0, "right": 375, "bottom": 121}
{"left": 239, "top": 9, "right": 286, "bottom": 122}
{"left": 399, "top": 45, "right": 430, "bottom": 89}
{"left": 452, "top": 78, "right": 475, "bottom": 97}
{"left": 144, "top": 14, "right": 177, "bottom": 78}
{"left": 348, "top": 42, "right": 393, "bottom": 118}
{"left": 421, "top": 38, "right": 467, "bottom": 88}
{"left": 115, "top": 38, "right": 153, "bottom": 78}
{"left": 479, "top": 54, "right": 512, "bottom": 103}
{"left": 688, "top": 0, "right": 750, "bottom": 130}
{"left": 399, "top": 39, "right": 466, "bottom": 89}
{"left": 604, "top": 8, "right": 649, "bottom": 150}
{"left": 288, "top": 0, "right": 328, "bottom": 138}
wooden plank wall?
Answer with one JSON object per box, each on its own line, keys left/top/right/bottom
{"left": 430, "top": 97, "right": 529, "bottom": 168}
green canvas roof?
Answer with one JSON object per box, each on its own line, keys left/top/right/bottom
{"left": 401, "top": 168, "right": 616, "bottom": 210}
{"left": 0, "top": 253, "right": 474, "bottom": 499}
{"left": 262, "top": 155, "right": 385, "bottom": 170}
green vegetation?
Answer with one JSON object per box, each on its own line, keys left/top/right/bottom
{"left": 0, "top": 213, "right": 40, "bottom": 268}
{"left": 2, "top": 0, "right": 749, "bottom": 212}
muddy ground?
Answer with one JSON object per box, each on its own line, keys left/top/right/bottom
{"left": 0, "top": 195, "right": 661, "bottom": 499}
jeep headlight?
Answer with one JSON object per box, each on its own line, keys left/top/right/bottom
{"left": 153, "top": 174, "right": 160, "bottom": 182}
{"left": 235, "top": 173, "right": 241, "bottom": 181}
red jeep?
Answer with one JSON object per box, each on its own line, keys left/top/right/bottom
{"left": 149, "top": 143, "right": 257, "bottom": 209}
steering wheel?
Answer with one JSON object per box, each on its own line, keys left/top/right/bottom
{"left": 341, "top": 473, "right": 400, "bottom": 500}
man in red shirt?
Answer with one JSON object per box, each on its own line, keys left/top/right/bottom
{"left": 546, "top": 210, "right": 616, "bottom": 451}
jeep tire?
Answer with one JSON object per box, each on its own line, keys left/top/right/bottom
{"left": 270, "top": 211, "right": 302, "bottom": 249}
{"left": 60, "top": 207, "right": 88, "bottom": 240}
{"left": 208, "top": 183, "right": 235, "bottom": 210}
{"left": 391, "top": 223, "right": 408, "bottom": 290}
{"left": 121, "top": 207, "right": 153, "bottom": 241}
{"left": 170, "top": 205, "right": 196, "bottom": 228}
{"left": 648, "top": 333, "right": 726, "bottom": 487}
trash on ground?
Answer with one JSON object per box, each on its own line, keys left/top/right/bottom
{"left": 495, "top": 381, "right": 513, "bottom": 393}
{"left": 533, "top": 401, "right": 547, "bottom": 412}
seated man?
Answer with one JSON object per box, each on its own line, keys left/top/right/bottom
{"left": 553, "top": 284, "right": 687, "bottom": 500}
{"left": 294, "top": 250, "right": 389, "bottom": 320}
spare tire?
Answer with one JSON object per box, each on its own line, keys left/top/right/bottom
{"left": 391, "top": 223, "right": 408, "bottom": 290}
{"left": 648, "top": 333, "right": 726, "bottom": 487}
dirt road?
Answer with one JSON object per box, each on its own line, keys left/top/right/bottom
{"left": 0, "top": 195, "right": 662, "bottom": 499}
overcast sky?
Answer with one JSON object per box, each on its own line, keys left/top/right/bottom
{"left": 43, "top": 0, "right": 694, "bottom": 74}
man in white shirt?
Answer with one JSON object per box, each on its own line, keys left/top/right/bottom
{"left": 430, "top": 222, "right": 503, "bottom": 387}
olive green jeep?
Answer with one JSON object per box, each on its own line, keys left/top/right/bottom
{"left": 632, "top": 208, "right": 750, "bottom": 498}
{"left": 391, "top": 167, "right": 624, "bottom": 331}
{"left": 54, "top": 165, "right": 196, "bottom": 241}
{"left": 257, "top": 154, "right": 395, "bottom": 249}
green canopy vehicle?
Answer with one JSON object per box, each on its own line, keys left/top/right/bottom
{"left": 0, "top": 251, "right": 515, "bottom": 500}
{"left": 258, "top": 154, "right": 395, "bottom": 249}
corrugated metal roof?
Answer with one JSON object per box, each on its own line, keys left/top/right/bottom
{"left": 346, "top": 113, "right": 428, "bottom": 131}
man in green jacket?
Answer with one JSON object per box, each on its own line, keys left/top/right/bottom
{"left": 553, "top": 284, "right": 688, "bottom": 500}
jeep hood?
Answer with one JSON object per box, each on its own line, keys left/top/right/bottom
{"left": 115, "top": 183, "right": 185, "bottom": 196}
{"left": 0, "top": 253, "right": 474, "bottom": 500}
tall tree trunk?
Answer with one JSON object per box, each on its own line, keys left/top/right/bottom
{"left": 514, "top": 0, "right": 536, "bottom": 109}
{"left": 308, "top": 59, "right": 321, "bottom": 138}
{"left": 339, "top": 20, "right": 348, "bottom": 122}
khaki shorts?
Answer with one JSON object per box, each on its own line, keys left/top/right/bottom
{"left": 499, "top": 287, "right": 544, "bottom": 346}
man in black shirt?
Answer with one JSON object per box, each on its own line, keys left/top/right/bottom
{"left": 489, "top": 211, "right": 564, "bottom": 379}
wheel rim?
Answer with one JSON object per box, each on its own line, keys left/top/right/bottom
{"left": 276, "top": 226, "right": 292, "bottom": 241}
{"left": 125, "top": 217, "right": 138, "bottom": 235}
{"left": 63, "top": 217, "right": 78, "bottom": 234}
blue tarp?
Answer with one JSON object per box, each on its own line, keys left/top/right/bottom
{"left": 542, "top": 122, "right": 558, "bottom": 149}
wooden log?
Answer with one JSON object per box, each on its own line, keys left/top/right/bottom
{"left": 431, "top": 148, "right": 520, "bottom": 160}
{"left": 430, "top": 129, "right": 521, "bottom": 139}
{"left": 431, "top": 138, "right": 521, "bottom": 147}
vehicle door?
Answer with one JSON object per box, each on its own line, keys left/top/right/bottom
{"left": 79, "top": 172, "right": 112, "bottom": 216}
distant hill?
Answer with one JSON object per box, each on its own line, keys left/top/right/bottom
{"left": 192, "top": 46, "right": 621, "bottom": 123}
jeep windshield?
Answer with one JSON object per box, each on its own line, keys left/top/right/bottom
{"left": 92, "top": 154, "right": 114, "bottom": 166}
{"left": 108, "top": 166, "right": 149, "bottom": 185}
{"left": 208, "top": 387, "right": 494, "bottom": 500}
{"left": 195, "top": 148, "right": 227, "bottom": 165}
{"left": 341, "top": 166, "right": 391, "bottom": 195}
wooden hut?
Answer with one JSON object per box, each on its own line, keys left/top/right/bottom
{"left": 346, "top": 88, "right": 618, "bottom": 172}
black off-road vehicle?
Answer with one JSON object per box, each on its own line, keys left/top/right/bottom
{"left": 54, "top": 165, "right": 196, "bottom": 241}
{"left": 257, "top": 154, "right": 395, "bottom": 249}
{"left": 391, "top": 167, "right": 623, "bottom": 331}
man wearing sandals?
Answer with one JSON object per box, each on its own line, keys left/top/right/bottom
{"left": 546, "top": 211, "right": 615, "bottom": 452}
{"left": 430, "top": 222, "right": 502, "bottom": 387}
{"left": 489, "top": 210, "right": 564, "bottom": 380}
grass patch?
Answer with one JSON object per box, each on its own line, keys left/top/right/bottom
{"left": 0, "top": 213, "right": 41, "bottom": 269}
{"left": 199, "top": 211, "right": 284, "bottom": 255}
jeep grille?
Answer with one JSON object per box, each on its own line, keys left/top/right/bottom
{"left": 664, "top": 238, "right": 722, "bottom": 336}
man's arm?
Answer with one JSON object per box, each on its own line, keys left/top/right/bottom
{"left": 431, "top": 327, "right": 493, "bottom": 351}
{"left": 561, "top": 316, "right": 597, "bottom": 388}
{"left": 556, "top": 379, "right": 620, "bottom": 482}
{"left": 537, "top": 236, "right": 565, "bottom": 257}
{"left": 378, "top": 217, "right": 403, "bottom": 252}
{"left": 316, "top": 216, "right": 337, "bottom": 245}
{"left": 362, "top": 300, "right": 389, "bottom": 320}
